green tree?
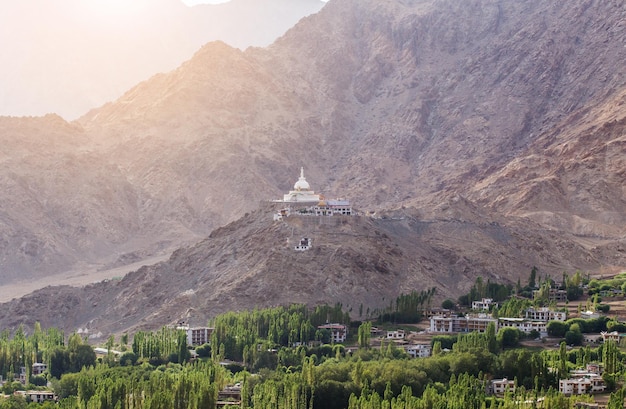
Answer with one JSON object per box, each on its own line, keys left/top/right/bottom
{"left": 69, "top": 345, "right": 95, "bottom": 372}
{"left": 441, "top": 299, "right": 455, "bottom": 310}
{"left": 529, "top": 266, "right": 538, "bottom": 289}
{"left": 497, "top": 327, "right": 520, "bottom": 349}
{"left": 546, "top": 321, "right": 568, "bottom": 338}
{"left": 357, "top": 322, "right": 371, "bottom": 349}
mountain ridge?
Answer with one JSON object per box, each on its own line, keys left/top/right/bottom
{"left": 0, "top": 0, "right": 625, "bottom": 333}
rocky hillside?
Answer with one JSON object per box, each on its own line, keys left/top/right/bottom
{"left": 0, "top": 201, "right": 616, "bottom": 336}
{"left": 0, "top": 0, "right": 625, "bottom": 333}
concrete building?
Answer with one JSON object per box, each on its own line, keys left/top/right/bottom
{"left": 472, "top": 298, "right": 495, "bottom": 311}
{"left": 294, "top": 237, "right": 312, "bottom": 251}
{"left": 524, "top": 307, "right": 567, "bottom": 322}
{"left": 533, "top": 288, "right": 568, "bottom": 302}
{"left": 24, "top": 391, "right": 56, "bottom": 403}
{"left": 405, "top": 344, "right": 431, "bottom": 358}
{"left": 559, "top": 375, "right": 605, "bottom": 395}
{"left": 313, "top": 199, "right": 352, "bottom": 216}
{"left": 581, "top": 310, "right": 601, "bottom": 319}
{"left": 491, "top": 379, "right": 515, "bottom": 396}
{"left": 31, "top": 363, "right": 47, "bottom": 376}
{"left": 429, "top": 314, "right": 497, "bottom": 333}
{"left": 386, "top": 330, "right": 406, "bottom": 340}
{"left": 601, "top": 331, "right": 621, "bottom": 343}
{"left": 498, "top": 318, "right": 547, "bottom": 336}
{"left": 183, "top": 327, "right": 214, "bottom": 346}
{"left": 318, "top": 324, "right": 347, "bottom": 343}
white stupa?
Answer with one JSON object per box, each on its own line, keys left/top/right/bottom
{"left": 281, "top": 167, "right": 321, "bottom": 203}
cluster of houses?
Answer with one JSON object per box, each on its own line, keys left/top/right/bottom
{"left": 489, "top": 364, "right": 606, "bottom": 397}
{"left": 426, "top": 299, "right": 567, "bottom": 338}
{"left": 0, "top": 363, "right": 57, "bottom": 403}
{"left": 422, "top": 298, "right": 616, "bottom": 396}
{"left": 316, "top": 324, "right": 433, "bottom": 358}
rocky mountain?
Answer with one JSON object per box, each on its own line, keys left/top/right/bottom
{"left": 0, "top": 0, "right": 325, "bottom": 119}
{"left": 0, "top": 0, "right": 625, "bottom": 334}
{"left": 0, "top": 201, "right": 613, "bottom": 336}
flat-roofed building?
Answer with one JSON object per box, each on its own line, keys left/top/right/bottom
{"left": 430, "top": 314, "right": 497, "bottom": 333}
{"left": 406, "top": 344, "right": 431, "bottom": 358}
{"left": 491, "top": 379, "right": 515, "bottom": 396}
{"left": 524, "top": 307, "right": 566, "bottom": 322}
{"left": 559, "top": 375, "right": 605, "bottom": 395}
{"left": 318, "top": 324, "right": 347, "bottom": 343}
{"left": 24, "top": 391, "right": 56, "bottom": 403}
{"left": 386, "top": 330, "right": 405, "bottom": 340}
{"left": 498, "top": 318, "right": 547, "bottom": 336}
{"left": 472, "top": 298, "right": 495, "bottom": 311}
{"left": 183, "top": 327, "right": 214, "bottom": 346}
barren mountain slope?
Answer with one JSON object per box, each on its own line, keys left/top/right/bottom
{"left": 84, "top": 0, "right": 626, "bottom": 237}
{"left": 0, "top": 0, "right": 625, "bottom": 317}
{"left": 469, "top": 87, "right": 626, "bottom": 238}
{"left": 0, "top": 202, "right": 616, "bottom": 336}
{"left": 0, "top": 115, "right": 201, "bottom": 282}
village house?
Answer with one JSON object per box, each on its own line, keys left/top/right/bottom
{"left": 405, "top": 344, "right": 431, "bottom": 358}
{"left": 419, "top": 307, "right": 452, "bottom": 319}
{"left": 524, "top": 307, "right": 567, "bottom": 322}
{"left": 317, "top": 323, "right": 347, "bottom": 343}
{"left": 429, "top": 314, "right": 497, "bottom": 333}
{"left": 571, "top": 364, "right": 603, "bottom": 377}
{"left": 186, "top": 327, "right": 214, "bottom": 346}
{"left": 497, "top": 318, "right": 547, "bottom": 336}
{"left": 24, "top": 391, "right": 56, "bottom": 403}
{"left": 386, "top": 330, "right": 405, "bottom": 340}
{"left": 490, "top": 379, "right": 515, "bottom": 396}
{"left": 580, "top": 310, "right": 601, "bottom": 320}
{"left": 600, "top": 331, "right": 621, "bottom": 343}
{"left": 294, "top": 237, "right": 312, "bottom": 251}
{"left": 31, "top": 363, "right": 47, "bottom": 376}
{"left": 533, "top": 288, "right": 568, "bottom": 302}
{"left": 472, "top": 298, "right": 496, "bottom": 311}
{"left": 217, "top": 384, "right": 241, "bottom": 408}
{"left": 559, "top": 375, "right": 606, "bottom": 395}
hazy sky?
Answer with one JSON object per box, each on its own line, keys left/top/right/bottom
{"left": 182, "top": 0, "right": 328, "bottom": 4}
{"left": 182, "top": 0, "right": 230, "bottom": 4}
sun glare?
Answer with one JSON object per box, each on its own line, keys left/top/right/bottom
{"left": 83, "top": 0, "right": 150, "bottom": 18}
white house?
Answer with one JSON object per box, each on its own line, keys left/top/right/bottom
{"left": 524, "top": 307, "right": 567, "bottom": 322}
{"left": 430, "top": 314, "right": 497, "bottom": 333}
{"left": 25, "top": 391, "right": 56, "bottom": 403}
{"left": 559, "top": 375, "right": 605, "bottom": 395}
{"left": 318, "top": 324, "right": 347, "bottom": 343}
{"left": 405, "top": 344, "right": 431, "bottom": 358}
{"left": 295, "top": 237, "right": 312, "bottom": 251}
{"left": 498, "top": 318, "right": 547, "bottom": 336}
{"left": 600, "top": 331, "right": 621, "bottom": 343}
{"left": 491, "top": 379, "right": 515, "bottom": 396}
{"left": 386, "top": 330, "right": 406, "bottom": 340}
{"left": 472, "top": 298, "right": 495, "bottom": 311}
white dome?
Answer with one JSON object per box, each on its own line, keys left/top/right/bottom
{"left": 293, "top": 167, "right": 310, "bottom": 190}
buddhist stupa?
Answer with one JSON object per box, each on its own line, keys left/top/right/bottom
{"left": 280, "top": 167, "right": 321, "bottom": 203}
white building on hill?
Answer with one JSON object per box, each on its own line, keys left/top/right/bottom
{"left": 279, "top": 167, "right": 321, "bottom": 203}
{"left": 273, "top": 168, "right": 352, "bottom": 216}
